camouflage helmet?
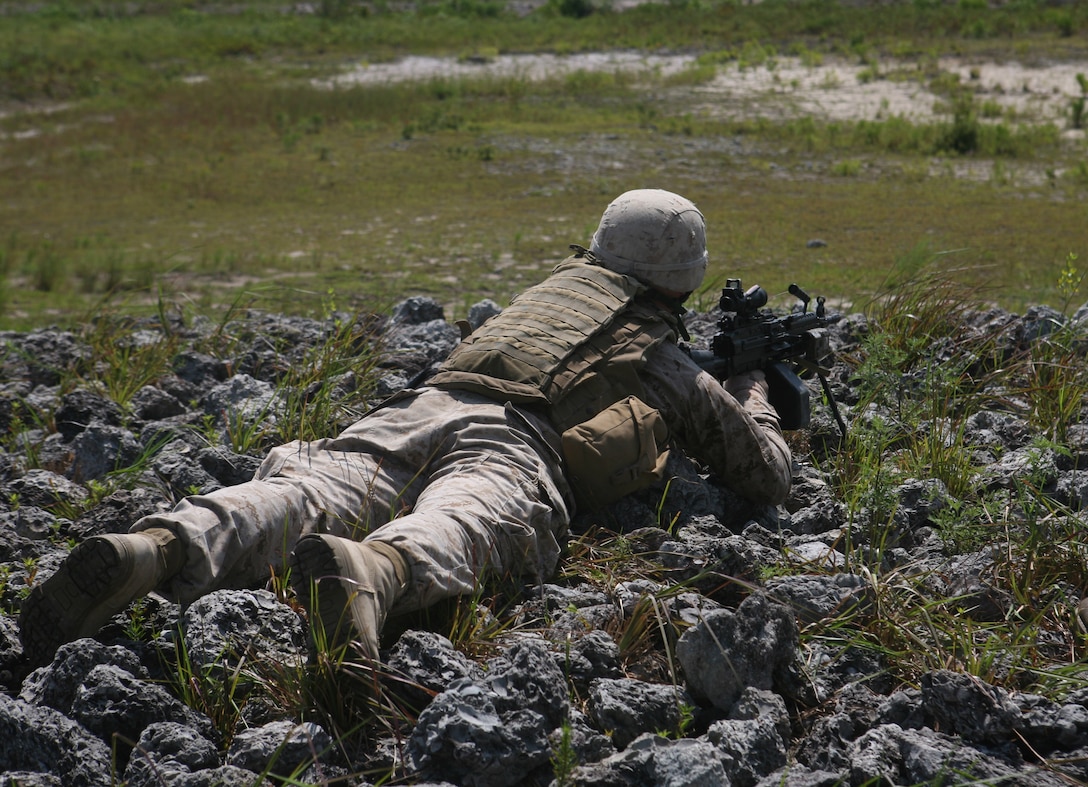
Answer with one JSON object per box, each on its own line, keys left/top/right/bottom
{"left": 589, "top": 189, "right": 708, "bottom": 293}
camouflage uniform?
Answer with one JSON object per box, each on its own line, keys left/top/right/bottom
{"left": 134, "top": 259, "right": 791, "bottom": 616}
{"left": 135, "top": 387, "right": 570, "bottom": 615}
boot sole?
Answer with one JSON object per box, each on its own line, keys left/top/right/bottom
{"left": 290, "top": 535, "right": 357, "bottom": 651}
{"left": 19, "top": 537, "right": 133, "bottom": 667}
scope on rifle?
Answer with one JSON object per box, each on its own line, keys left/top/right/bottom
{"left": 720, "top": 280, "right": 768, "bottom": 314}
{"left": 688, "top": 279, "right": 842, "bottom": 434}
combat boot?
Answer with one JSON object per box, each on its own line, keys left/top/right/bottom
{"left": 19, "top": 527, "right": 184, "bottom": 667}
{"left": 289, "top": 534, "right": 408, "bottom": 660}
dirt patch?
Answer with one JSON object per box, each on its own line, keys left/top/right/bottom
{"left": 318, "top": 51, "right": 696, "bottom": 86}
{"left": 694, "top": 56, "right": 1087, "bottom": 127}
{"left": 324, "top": 51, "right": 1088, "bottom": 129}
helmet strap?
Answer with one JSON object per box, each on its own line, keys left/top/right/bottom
{"left": 569, "top": 243, "right": 601, "bottom": 263}
{"left": 647, "top": 291, "right": 691, "bottom": 342}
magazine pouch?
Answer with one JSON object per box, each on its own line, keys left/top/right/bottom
{"left": 561, "top": 395, "right": 670, "bottom": 510}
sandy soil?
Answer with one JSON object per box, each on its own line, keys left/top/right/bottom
{"left": 323, "top": 52, "right": 1088, "bottom": 130}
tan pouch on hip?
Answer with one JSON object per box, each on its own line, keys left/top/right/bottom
{"left": 561, "top": 395, "right": 670, "bottom": 511}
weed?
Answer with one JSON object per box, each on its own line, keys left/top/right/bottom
{"left": 1, "top": 27, "right": 1085, "bottom": 330}
{"left": 440, "top": 581, "right": 518, "bottom": 659}
{"left": 544, "top": 0, "right": 595, "bottom": 19}
{"left": 1051, "top": 10, "right": 1075, "bottom": 37}
{"left": 979, "top": 99, "right": 1003, "bottom": 119}
{"left": 1070, "top": 160, "right": 1088, "bottom": 188}
{"left": 74, "top": 311, "right": 181, "bottom": 406}
{"left": 613, "top": 587, "right": 686, "bottom": 686}
{"left": 737, "top": 40, "right": 775, "bottom": 71}
{"left": 1056, "top": 252, "right": 1084, "bottom": 314}
{"left": 1071, "top": 96, "right": 1086, "bottom": 130}
{"left": 167, "top": 632, "right": 251, "bottom": 748}
{"left": 223, "top": 402, "right": 277, "bottom": 456}
{"left": 936, "top": 95, "right": 979, "bottom": 155}
{"left": 831, "top": 247, "right": 1006, "bottom": 531}
{"left": 267, "top": 313, "right": 387, "bottom": 445}
{"left": 551, "top": 718, "right": 578, "bottom": 786}
{"left": 123, "top": 598, "right": 153, "bottom": 643}
{"left": 857, "top": 66, "right": 880, "bottom": 85}
{"left": 932, "top": 496, "right": 998, "bottom": 554}
{"left": 1016, "top": 314, "right": 1088, "bottom": 444}
{"left": 831, "top": 159, "right": 862, "bottom": 177}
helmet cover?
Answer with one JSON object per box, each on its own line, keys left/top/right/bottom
{"left": 589, "top": 189, "right": 708, "bottom": 292}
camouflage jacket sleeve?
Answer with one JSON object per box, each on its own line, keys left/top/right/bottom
{"left": 638, "top": 341, "right": 792, "bottom": 505}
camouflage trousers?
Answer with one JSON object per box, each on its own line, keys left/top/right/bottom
{"left": 133, "top": 387, "right": 572, "bottom": 615}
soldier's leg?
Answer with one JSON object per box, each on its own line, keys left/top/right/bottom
{"left": 141, "top": 439, "right": 422, "bottom": 603}
{"left": 368, "top": 451, "right": 569, "bottom": 615}
{"left": 289, "top": 395, "right": 571, "bottom": 659}
{"left": 19, "top": 438, "right": 418, "bottom": 666}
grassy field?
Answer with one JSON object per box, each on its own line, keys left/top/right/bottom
{"left": 1, "top": 0, "right": 1086, "bottom": 329}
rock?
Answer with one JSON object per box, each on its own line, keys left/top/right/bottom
{"left": 564, "top": 628, "right": 623, "bottom": 687}
{"left": 708, "top": 712, "right": 788, "bottom": 786}
{"left": 68, "top": 487, "right": 170, "bottom": 541}
{"left": 151, "top": 439, "right": 224, "bottom": 496}
{"left": 69, "top": 423, "right": 142, "bottom": 483}
{"left": 764, "top": 573, "right": 869, "bottom": 624}
{"left": 20, "top": 638, "right": 148, "bottom": 712}
{"left": 485, "top": 639, "right": 570, "bottom": 725}
{"left": 587, "top": 677, "right": 697, "bottom": 750}
{"left": 792, "top": 681, "right": 886, "bottom": 773}
{"left": 973, "top": 443, "right": 1060, "bottom": 492}
{"left": 201, "top": 373, "right": 280, "bottom": 426}
{"left": 1053, "top": 469, "right": 1088, "bottom": 509}
{"left": 179, "top": 589, "right": 308, "bottom": 670}
{"left": 676, "top": 592, "right": 800, "bottom": 713}
{"left": 1, "top": 505, "right": 61, "bottom": 542}
{"left": 849, "top": 723, "right": 1066, "bottom": 786}
{"left": 467, "top": 300, "right": 502, "bottom": 329}
{"left": 754, "top": 766, "right": 845, "bottom": 787}
{"left": 550, "top": 707, "right": 614, "bottom": 772}
{"left": 173, "top": 350, "right": 230, "bottom": 386}
{"left": 130, "top": 384, "right": 188, "bottom": 421}
{"left": 3, "top": 295, "right": 1088, "bottom": 786}
{"left": 407, "top": 640, "right": 568, "bottom": 786}
{"left": 407, "top": 677, "right": 554, "bottom": 786}
{"left": 124, "top": 722, "right": 222, "bottom": 787}
{"left": 54, "top": 389, "right": 125, "bottom": 441}
{"left": 225, "top": 719, "right": 333, "bottom": 777}
{"left": 0, "top": 692, "right": 114, "bottom": 787}
{"left": 1011, "top": 692, "right": 1088, "bottom": 754}
{"left": 0, "top": 329, "right": 90, "bottom": 387}
{"left": 919, "top": 670, "right": 1018, "bottom": 744}
{"left": 564, "top": 733, "right": 728, "bottom": 786}
{"left": 392, "top": 296, "right": 445, "bottom": 325}
{"left": 196, "top": 446, "right": 263, "bottom": 487}
{"left": 384, "top": 629, "right": 486, "bottom": 712}
{"left": 6, "top": 468, "right": 88, "bottom": 510}
{"left": 69, "top": 664, "right": 216, "bottom": 767}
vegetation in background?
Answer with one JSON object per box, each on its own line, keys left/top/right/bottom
{"left": 0, "top": 0, "right": 1085, "bottom": 329}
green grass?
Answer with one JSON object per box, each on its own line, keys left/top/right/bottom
{"left": 0, "top": 0, "right": 1085, "bottom": 330}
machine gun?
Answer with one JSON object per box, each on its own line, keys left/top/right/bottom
{"left": 687, "top": 279, "right": 846, "bottom": 435}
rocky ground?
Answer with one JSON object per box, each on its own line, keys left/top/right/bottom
{"left": 1, "top": 292, "right": 1088, "bottom": 786}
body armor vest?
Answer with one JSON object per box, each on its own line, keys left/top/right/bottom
{"left": 430, "top": 256, "right": 680, "bottom": 432}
